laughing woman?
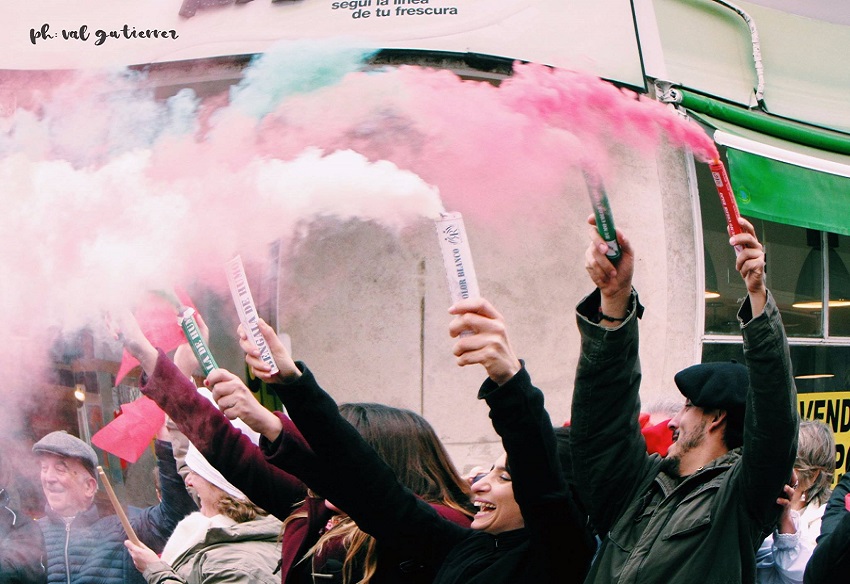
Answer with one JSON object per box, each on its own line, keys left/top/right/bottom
{"left": 240, "top": 297, "right": 596, "bottom": 584}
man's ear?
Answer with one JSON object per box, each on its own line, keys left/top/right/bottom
{"left": 706, "top": 408, "right": 727, "bottom": 433}
{"left": 84, "top": 476, "right": 99, "bottom": 499}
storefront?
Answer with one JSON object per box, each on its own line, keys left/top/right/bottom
{"left": 2, "top": 0, "right": 848, "bottom": 480}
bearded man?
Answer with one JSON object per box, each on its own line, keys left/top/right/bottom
{"left": 570, "top": 216, "right": 798, "bottom": 584}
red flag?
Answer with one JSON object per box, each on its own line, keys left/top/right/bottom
{"left": 91, "top": 396, "right": 166, "bottom": 463}
{"left": 641, "top": 417, "right": 674, "bottom": 457}
{"left": 114, "top": 288, "right": 198, "bottom": 384}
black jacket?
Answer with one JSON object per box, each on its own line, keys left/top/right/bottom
{"left": 804, "top": 472, "right": 850, "bottom": 584}
{"left": 266, "top": 362, "right": 595, "bottom": 584}
{"left": 0, "top": 489, "right": 45, "bottom": 584}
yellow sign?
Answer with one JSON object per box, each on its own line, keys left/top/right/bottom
{"left": 799, "top": 391, "right": 850, "bottom": 485}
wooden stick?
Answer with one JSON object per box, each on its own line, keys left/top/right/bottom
{"left": 96, "top": 466, "right": 141, "bottom": 545}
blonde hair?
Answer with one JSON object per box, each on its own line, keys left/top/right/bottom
{"left": 797, "top": 420, "right": 836, "bottom": 506}
{"left": 216, "top": 492, "right": 268, "bottom": 523}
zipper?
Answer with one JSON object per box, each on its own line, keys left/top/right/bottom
{"left": 64, "top": 521, "right": 72, "bottom": 584}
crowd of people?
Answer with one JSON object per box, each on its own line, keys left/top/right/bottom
{"left": 3, "top": 215, "right": 848, "bottom": 584}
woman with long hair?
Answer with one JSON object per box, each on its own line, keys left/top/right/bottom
{"left": 113, "top": 312, "right": 472, "bottom": 584}
{"left": 276, "top": 403, "right": 473, "bottom": 584}
{"left": 756, "top": 419, "right": 836, "bottom": 584}
{"left": 237, "top": 297, "right": 596, "bottom": 584}
{"left": 125, "top": 445, "right": 282, "bottom": 584}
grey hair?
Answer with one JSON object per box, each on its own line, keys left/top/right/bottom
{"left": 797, "top": 420, "right": 836, "bottom": 506}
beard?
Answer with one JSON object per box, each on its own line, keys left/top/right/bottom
{"left": 662, "top": 421, "right": 707, "bottom": 478}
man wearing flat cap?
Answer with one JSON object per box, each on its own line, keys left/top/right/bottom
{"left": 570, "top": 217, "right": 798, "bottom": 584}
{"left": 32, "top": 428, "right": 196, "bottom": 584}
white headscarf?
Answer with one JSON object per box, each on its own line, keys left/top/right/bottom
{"left": 184, "top": 444, "right": 247, "bottom": 501}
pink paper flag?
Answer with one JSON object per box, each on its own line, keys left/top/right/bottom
{"left": 91, "top": 396, "right": 166, "bottom": 463}
{"left": 115, "top": 288, "right": 198, "bottom": 384}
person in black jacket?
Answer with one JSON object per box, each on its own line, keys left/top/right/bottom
{"left": 237, "top": 296, "right": 596, "bottom": 584}
{"left": 804, "top": 471, "right": 850, "bottom": 584}
{"left": 0, "top": 449, "right": 46, "bottom": 584}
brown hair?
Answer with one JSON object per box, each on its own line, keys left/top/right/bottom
{"left": 283, "top": 402, "right": 473, "bottom": 584}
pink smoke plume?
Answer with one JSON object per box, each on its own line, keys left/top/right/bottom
{"left": 0, "top": 43, "right": 717, "bottom": 440}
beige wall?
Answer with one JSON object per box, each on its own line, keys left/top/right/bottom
{"left": 271, "top": 144, "right": 704, "bottom": 472}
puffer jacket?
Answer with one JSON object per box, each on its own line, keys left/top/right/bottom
{"left": 142, "top": 513, "right": 283, "bottom": 584}
{"left": 570, "top": 289, "right": 798, "bottom": 584}
{"left": 37, "top": 441, "right": 196, "bottom": 584}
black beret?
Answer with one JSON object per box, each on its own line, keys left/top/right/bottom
{"left": 674, "top": 361, "right": 749, "bottom": 412}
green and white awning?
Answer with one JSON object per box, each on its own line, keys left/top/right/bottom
{"left": 698, "top": 116, "right": 850, "bottom": 236}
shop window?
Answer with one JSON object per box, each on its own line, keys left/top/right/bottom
{"left": 698, "top": 156, "right": 848, "bottom": 339}
{"left": 702, "top": 344, "right": 850, "bottom": 395}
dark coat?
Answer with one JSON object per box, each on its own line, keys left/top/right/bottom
{"left": 570, "top": 289, "right": 798, "bottom": 584}
{"left": 265, "top": 363, "right": 595, "bottom": 584}
{"left": 804, "top": 472, "right": 850, "bottom": 584}
{"left": 0, "top": 493, "right": 46, "bottom": 584}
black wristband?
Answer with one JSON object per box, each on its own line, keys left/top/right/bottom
{"left": 598, "top": 310, "right": 626, "bottom": 322}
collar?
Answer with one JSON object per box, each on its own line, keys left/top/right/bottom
{"left": 44, "top": 502, "right": 100, "bottom": 526}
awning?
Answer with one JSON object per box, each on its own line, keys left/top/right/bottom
{"left": 695, "top": 114, "right": 850, "bottom": 237}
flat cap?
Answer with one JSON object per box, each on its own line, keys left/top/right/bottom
{"left": 674, "top": 361, "right": 749, "bottom": 413}
{"left": 32, "top": 431, "right": 98, "bottom": 478}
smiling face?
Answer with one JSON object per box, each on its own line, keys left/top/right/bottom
{"left": 666, "top": 400, "right": 709, "bottom": 475}
{"left": 470, "top": 453, "right": 524, "bottom": 534}
{"left": 39, "top": 454, "right": 97, "bottom": 517}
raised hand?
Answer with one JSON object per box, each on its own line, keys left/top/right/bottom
{"left": 173, "top": 312, "right": 210, "bottom": 379}
{"left": 449, "top": 297, "right": 521, "bottom": 386}
{"left": 584, "top": 214, "right": 634, "bottom": 323}
{"left": 237, "top": 319, "right": 300, "bottom": 384}
{"left": 105, "top": 310, "right": 158, "bottom": 376}
{"left": 205, "top": 368, "right": 282, "bottom": 441}
{"left": 730, "top": 217, "right": 767, "bottom": 316}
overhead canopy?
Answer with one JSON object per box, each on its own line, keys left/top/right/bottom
{"left": 638, "top": 0, "right": 850, "bottom": 134}
{"left": 696, "top": 114, "right": 850, "bottom": 236}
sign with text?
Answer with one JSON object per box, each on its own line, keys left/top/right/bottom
{"left": 799, "top": 391, "right": 850, "bottom": 485}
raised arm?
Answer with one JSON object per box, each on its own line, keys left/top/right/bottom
{"left": 449, "top": 297, "right": 595, "bottom": 581}
{"left": 569, "top": 218, "right": 652, "bottom": 534}
{"left": 733, "top": 219, "right": 798, "bottom": 527}
{"left": 241, "top": 321, "right": 467, "bottom": 566}
{"left": 130, "top": 437, "right": 197, "bottom": 553}
{"left": 110, "top": 310, "right": 306, "bottom": 519}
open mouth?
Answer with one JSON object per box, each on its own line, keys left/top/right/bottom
{"left": 474, "top": 500, "right": 496, "bottom": 515}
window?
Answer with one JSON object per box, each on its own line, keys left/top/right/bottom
{"left": 698, "top": 150, "right": 850, "bottom": 430}
{"left": 699, "top": 153, "right": 850, "bottom": 340}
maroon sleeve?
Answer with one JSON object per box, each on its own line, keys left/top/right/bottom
{"left": 141, "top": 350, "right": 306, "bottom": 518}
